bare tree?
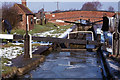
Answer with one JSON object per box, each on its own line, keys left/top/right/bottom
{"left": 108, "top": 6, "right": 114, "bottom": 12}
{"left": 81, "top": 1, "right": 102, "bottom": 11}
{"left": 2, "top": 2, "right": 19, "bottom": 30}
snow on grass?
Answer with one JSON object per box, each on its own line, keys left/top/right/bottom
{"left": 33, "top": 30, "right": 56, "bottom": 37}
{"left": 58, "top": 28, "right": 73, "bottom": 38}
{"left": 1, "top": 46, "right": 23, "bottom": 60}
{"left": 0, "top": 46, "right": 23, "bottom": 66}
{"left": 1, "top": 26, "right": 72, "bottom": 67}
{"left": 33, "top": 29, "right": 64, "bottom": 38}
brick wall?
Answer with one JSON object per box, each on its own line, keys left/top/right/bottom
{"left": 14, "top": 4, "right": 34, "bottom": 30}
{"left": 45, "top": 11, "right": 115, "bottom": 25}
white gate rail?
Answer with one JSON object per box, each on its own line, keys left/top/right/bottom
{"left": 0, "top": 34, "right": 13, "bottom": 39}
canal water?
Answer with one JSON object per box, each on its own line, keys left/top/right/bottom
{"left": 22, "top": 51, "right": 103, "bottom": 79}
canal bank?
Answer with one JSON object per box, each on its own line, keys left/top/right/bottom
{"left": 1, "top": 25, "right": 76, "bottom": 79}
{"left": 2, "top": 24, "right": 115, "bottom": 79}
{"left": 95, "top": 26, "right": 120, "bottom": 79}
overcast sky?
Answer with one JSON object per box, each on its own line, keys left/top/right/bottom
{"left": 0, "top": 0, "right": 120, "bottom": 12}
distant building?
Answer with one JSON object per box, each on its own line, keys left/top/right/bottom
{"left": 34, "top": 8, "right": 46, "bottom": 25}
{"left": 14, "top": 0, "right": 34, "bottom": 31}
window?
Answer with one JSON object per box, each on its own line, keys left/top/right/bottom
{"left": 31, "top": 17, "right": 33, "bottom": 24}
{"left": 19, "top": 14, "right": 23, "bottom": 21}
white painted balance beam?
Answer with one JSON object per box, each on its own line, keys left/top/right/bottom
{"left": 0, "top": 34, "right": 13, "bottom": 39}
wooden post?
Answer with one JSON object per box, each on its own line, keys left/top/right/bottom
{"left": 24, "top": 15, "right": 32, "bottom": 59}
{"left": 45, "top": 18, "right": 47, "bottom": 24}
{"left": 66, "top": 42, "right": 69, "bottom": 48}
{"left": 77, "top": 24, "right": 80, "bottom": 31}
{"left": 40, "top": 12, "right": 43, "bottom": 25}
{"left": 118, "top": 19, "right": 120, "bottom": 56}
{"left": 24, "top": 33, "right": 30, "bottom": 58}
{"left": 119, "top": 34, "right": 120, "bottom": 56}
{"left": 112, "top": 21, "right": 119, "bottom": 55}
{"left": 97, "top": 34, "right": 101, "bottom": 43}
{"left": 97, "top": 34, "right": 101, "bottom": 48}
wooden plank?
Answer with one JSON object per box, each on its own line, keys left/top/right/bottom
{"left": 11, "top": 34, "right": 100, "bottom": 46}
{"left": 32, "top": 46, "right": 49, "bottom": 55}
{"left": 0, "top": 34, "right": 13, "bottom": 39}
{"left": 88, "top": 41, "right": 100, "bottom": 45}
{"left": 32, "top": 36, "right": 87, "bottom": 44}
{"left": 13, "top": 35, "right": 24, "bottom": 40}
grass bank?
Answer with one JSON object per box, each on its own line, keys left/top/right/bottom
{"left": 2, "top": 22, "right": 72, "bottom": 35}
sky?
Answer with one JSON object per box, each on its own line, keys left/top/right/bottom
{"left": 27, "top": 2, "right": 118, "bottom": 12}
{"left": 0, "top": 0, "right": 120, "bottom": 12}
{"left": 0, "top": 0, "right": 120, "bottom": 2}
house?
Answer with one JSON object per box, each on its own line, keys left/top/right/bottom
{"left": 34, "top": 8, "right": 46, "bottom": 25}
{"left": 14, "top": 0, "right": 34, "bottom": 31}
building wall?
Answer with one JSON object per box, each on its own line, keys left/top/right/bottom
{"left": 45, "top": 11, "right": 115, "bottom": 25}
{"left": 14, "top": 4, "right": 34, "bottom": 31}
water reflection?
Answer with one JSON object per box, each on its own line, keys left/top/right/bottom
{"left": 23, "top": 51, "right": 102, "bottom": 78}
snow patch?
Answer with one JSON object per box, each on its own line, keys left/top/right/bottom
{"left": 0, "top": 46, "right": 23, "bottom": 59}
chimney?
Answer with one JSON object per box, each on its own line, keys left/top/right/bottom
{"left": 22, "top": 0, "right": 26, "bottom": 6}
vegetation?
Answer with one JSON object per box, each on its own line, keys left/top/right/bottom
{"left": 1, "top": 57, "right": 11, "bottom": 64}
{"left": 2, "top": 65, "right": 17, "bottom": 76}
{"left": 3, "top": 43, "right": 43, "bottom": 47}
{"left": 3, "top": 22, "right": 72, "bottom": 35}
{"left": 1, "top": 57, "right": 12, "bottom": 74}
{"left": 81, "top": 1, "right": 102, "bottom": 11}
{"left": 2, "top": 2, "right": 19, "bottom": 30}
{"left": 3, "top": 43, "right": 24, "bottom": 47}
{"left": 108, "top": 6, "right": 115, "bottom": 12}
{"left": 29, "top": 23, "right": 72, "bottom": 35}
{"left": 29, "top": 23, "right": 56, "bottom": 34}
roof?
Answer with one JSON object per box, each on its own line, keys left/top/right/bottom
{"left": 16, "top": 4, "right": 33, "bottom": 15}
{"left": 38, "top": 8, "right": 44, "bottom": 13}
{"left": 52, "top": 10, "right": 115, "bottom": 13}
